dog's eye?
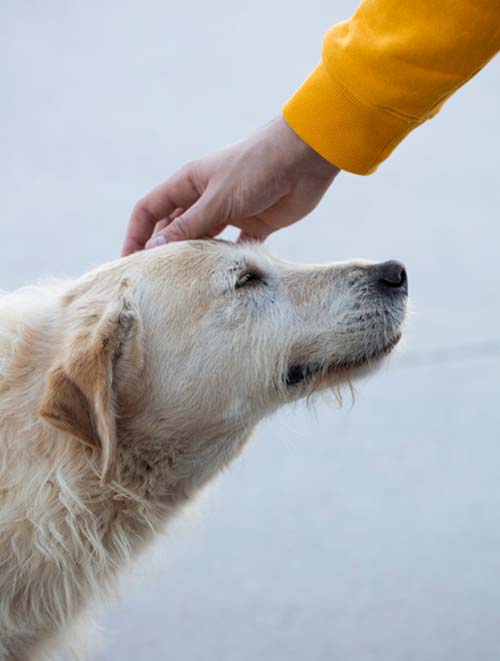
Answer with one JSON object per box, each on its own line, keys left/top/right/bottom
{"left": 235, "top": 269, "right": 265, "bottom": 290}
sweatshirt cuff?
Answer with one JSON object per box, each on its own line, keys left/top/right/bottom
{"left": 283, "top": 62, "right": 419, "bottom": 175}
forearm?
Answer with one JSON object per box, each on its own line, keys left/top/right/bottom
{"left": 283, "top": 0, "right": 500, "bottom": 174}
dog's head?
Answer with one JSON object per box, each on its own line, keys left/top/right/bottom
{"left": 39, "top": 241, "right": 407, "bottom": 486}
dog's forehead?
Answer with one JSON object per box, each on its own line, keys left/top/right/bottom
{"left": 214, "top": 240, "right": 273, "bottom": 269}
{"left": 161, "top": 239, "right": 272, "bottom": 270}
{"left": 123, "top": 241, "right": 277, "bottom": 298}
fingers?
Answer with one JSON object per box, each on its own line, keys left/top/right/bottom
{"left": 234, "top": 214, "right": 273, "bottom": 243}
{"left": 237, "top": 230, "right": 267, "bottom": 244}
{"left": 122, "top": 203, "right": 160, "bottom": 257}
{"left": 206, "top": 223, "right": 228, "bottom": 239}
{"left": 146, "top": 192, "right": 226, "bottom": 247}
{"left": 151, "top": 208, "right": 184, "bottom": 238}
{"left": 121, "top": 168, "right": 200, "bottom": 256}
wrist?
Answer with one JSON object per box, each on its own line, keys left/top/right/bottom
{"left": 275, "top": 115, "right": 340, "bottom": 180}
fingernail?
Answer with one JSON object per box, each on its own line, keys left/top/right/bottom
{"left": 146, "top": 234, "right": 167, "bottom": 250}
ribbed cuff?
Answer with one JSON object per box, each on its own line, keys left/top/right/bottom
{"left": 283, "top": 63, "right": 419, "bottom": 175}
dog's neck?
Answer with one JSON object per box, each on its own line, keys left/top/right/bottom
{"left": 117, "top": 417, "right": 255, "bottom": 505}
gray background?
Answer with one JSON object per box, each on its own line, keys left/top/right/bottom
{"left": 2, "top": 1, "right": 500, "bottom": 659}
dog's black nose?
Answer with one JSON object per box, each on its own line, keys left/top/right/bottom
{"left": 377, "top": 260, "right": 408, "bottom": 292}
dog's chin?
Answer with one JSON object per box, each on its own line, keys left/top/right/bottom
{"left": 286, "top": 332, "right": 402, "bottom": 389}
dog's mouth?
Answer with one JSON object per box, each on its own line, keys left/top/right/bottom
{"left": 285, "top": 332, "right": 402, "bottom": 387}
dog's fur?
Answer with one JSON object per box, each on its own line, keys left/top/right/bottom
{"left": 0, "top": 240, "right": 407, "bottom": 659}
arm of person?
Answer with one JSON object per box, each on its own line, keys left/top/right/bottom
{"left": 284, "top": 0, "right": 500, "bottom": 174}
{"left": 122, "top": 0, "right": 500, "bottom": 255}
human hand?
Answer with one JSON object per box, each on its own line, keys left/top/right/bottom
{"left": 122, "top": 116, "right": 339, "bottom": 256}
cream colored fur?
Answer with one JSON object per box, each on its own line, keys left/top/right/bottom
{"left": 0, "top": 240, "right": 407, "bottom": 659}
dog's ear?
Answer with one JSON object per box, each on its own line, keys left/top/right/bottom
{"left": 39, "top": 283, "right": 142, "bottom": 482}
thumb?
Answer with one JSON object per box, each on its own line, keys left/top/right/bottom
{"left": 146, "top": 194, "right": 223, "bottom": 247}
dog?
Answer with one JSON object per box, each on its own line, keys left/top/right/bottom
{"left": 0, "top": 240, "right": 408, "bottom": 659}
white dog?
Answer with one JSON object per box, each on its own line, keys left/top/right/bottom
{"left": 0, "top": 240, "right": 407, "bottom": 659}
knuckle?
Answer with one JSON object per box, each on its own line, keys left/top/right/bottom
{"left": 180, "top": 160, "right": 197, "bottom": 178}
{"left": 132, "top": 199, "right": 147, "bottom": 217}
{"left": 169, "top": 215, "right": 191, "bottom": 240}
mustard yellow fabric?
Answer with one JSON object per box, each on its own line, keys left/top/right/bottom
{"left": 283, "top": 0, "right": 500, "bottom": 174}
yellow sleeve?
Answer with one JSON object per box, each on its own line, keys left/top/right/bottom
{"left": 283, "top": 0, "right": 500, "bottom": 174}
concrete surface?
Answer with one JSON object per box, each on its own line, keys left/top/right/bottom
{"left": 2, "top": 1, "right": 499, "bottom": 659}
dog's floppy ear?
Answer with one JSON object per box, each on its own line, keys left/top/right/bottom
{"left": 39, "top": 282, "right": 142, "bottom": 482}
